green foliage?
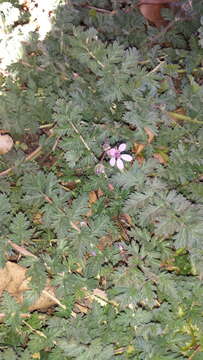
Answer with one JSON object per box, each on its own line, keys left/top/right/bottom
{"left": 0, "top": 0, "right": 203, "bottom": 359}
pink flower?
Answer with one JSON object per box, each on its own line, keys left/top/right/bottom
{"left": 107, "top": 143, "right": 132, "bottom": 170}
{"left": 95, "top": 163, "right": 105, "bottom": 174}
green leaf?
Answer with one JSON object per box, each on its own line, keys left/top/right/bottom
{"left": 10, "top": 212, "right": 33, "bottom": 243}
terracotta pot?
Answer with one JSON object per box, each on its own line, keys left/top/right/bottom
{"left": 138, "top": 0, "right": 180, "bottom": 27}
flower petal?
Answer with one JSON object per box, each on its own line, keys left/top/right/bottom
{"left": 118, "top": 143, "right": 126, "bottom": 152}
{"left": 117, "top": 158, "right": 124, "bottom": 170}
{"left": 107, "top": 148, "right": 117, "bottom": 157}
{"left": 95, "top": 163, "right": 105, "bottom": 174}
{"left": 110, "top": 157, "right": 116, "bottom": 167}
{"left": 121, "top": 154, "right": 133, "bottom": 162}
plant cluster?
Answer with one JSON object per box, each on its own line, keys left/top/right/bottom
{"left": 0, "top": 0, "right": 203, "bottom": 359}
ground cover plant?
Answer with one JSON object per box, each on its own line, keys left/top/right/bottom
{"left": 0, "top": 0, "right": 203, "bottom": 358}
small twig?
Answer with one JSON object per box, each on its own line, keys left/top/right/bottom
{"left": 19, "top": 60, "right": 45, "bottom": 72}
{"left": 22, "top": 320, "right": 47, "bottom": 338}
{"left": 177, "top": 67, "right": 203, "bottom": 74}
{"left": 87, "top": 289, "right": 119, "bottom": 308}
{"left": 0, "top": 167, "right": 12, "bottom": 177}
{"left": 25, "top": 145, "right": 42, "bottom": 161}
{"left": 70, "top": 220, "right": 81, "bottom": 233}
{"left": 166, "top": 111, "right": 203, "bottom": 125}
{"left": 147, "top": 61, "right": 165, "bottom": 75}
{"left": 147, "top": 0, "right": 195, "bottom": 45}
{"left": 52, "top": 136, "right": 60, "bottom": 152}
{"left": 85, "top": 5, "right": 116, "bottom": 15}
{"left": 84, "top": 46, "right": 105, "bottom": 69}
{"left": 8, "top": 240, "right": 38, "bottom": 259}
{"left": 75, "top": 2, "right": 117, "bottom": 15}
{"left": 188, "top": 345, "right": 201, "bottom": 360}
{"left": 39, "top": 123, "right": 54, "bottom": 129}
{"left": 69, "top": 120, "right": 98, "bottom": 161}
{"left": 42, "top": 290, "right": 66, "bottom": 310}
{"left": 148, "top": 18, "right": 177, "bottom": 44}
{"left": 0, "top": 145, "right": 42, "bottom": 177}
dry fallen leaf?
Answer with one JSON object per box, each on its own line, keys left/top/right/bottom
{"left": 97, "top": 235, "right": 113, "bottom": 251}
{"left": 88, "top": 190, "right": 98, "bottom": 204}
{"left": 32, "top": 353, "right": 41, "bottom": 359}
{"left": 144, "top": 127, "right": 155, "bottom": 144}
{"left": 28, "top": 282, "right": 56, "bottom": 311}
{"left": 87, "top": 189, "right": 104, "bottom": 217}
{"left": 74, "top": 302, "right": 89, "bottom": 314}
{"left": 133, "top": 143, "right": 145, "bottom": 155}
{"left": 32, "top": 212, "right": 43, "bottom": 225}
{"left": 0, "top": 133, "right": 14, "bottom": 154}
{"left": 136, "top": 155, "right": 145, "bottom": 165}
{"left": 92, "top": 288, "right": 108, "bottom": 306}
{"left": 97, "top": 188, "right": 104, "bottom": 198}
{"left": 108, "top": 183, "right": 114, "bottom": 192}
{"left": 60, "top": 181, "right": 78, "bottom": 190}
{"left": 154, "top": 152, "right": 168, "bottom": 164}
{"left": 0, "top": 262, "right": 57, "bottom": 312}
{"left": 120, "top": 213, "right": 132, "bottom": 226}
